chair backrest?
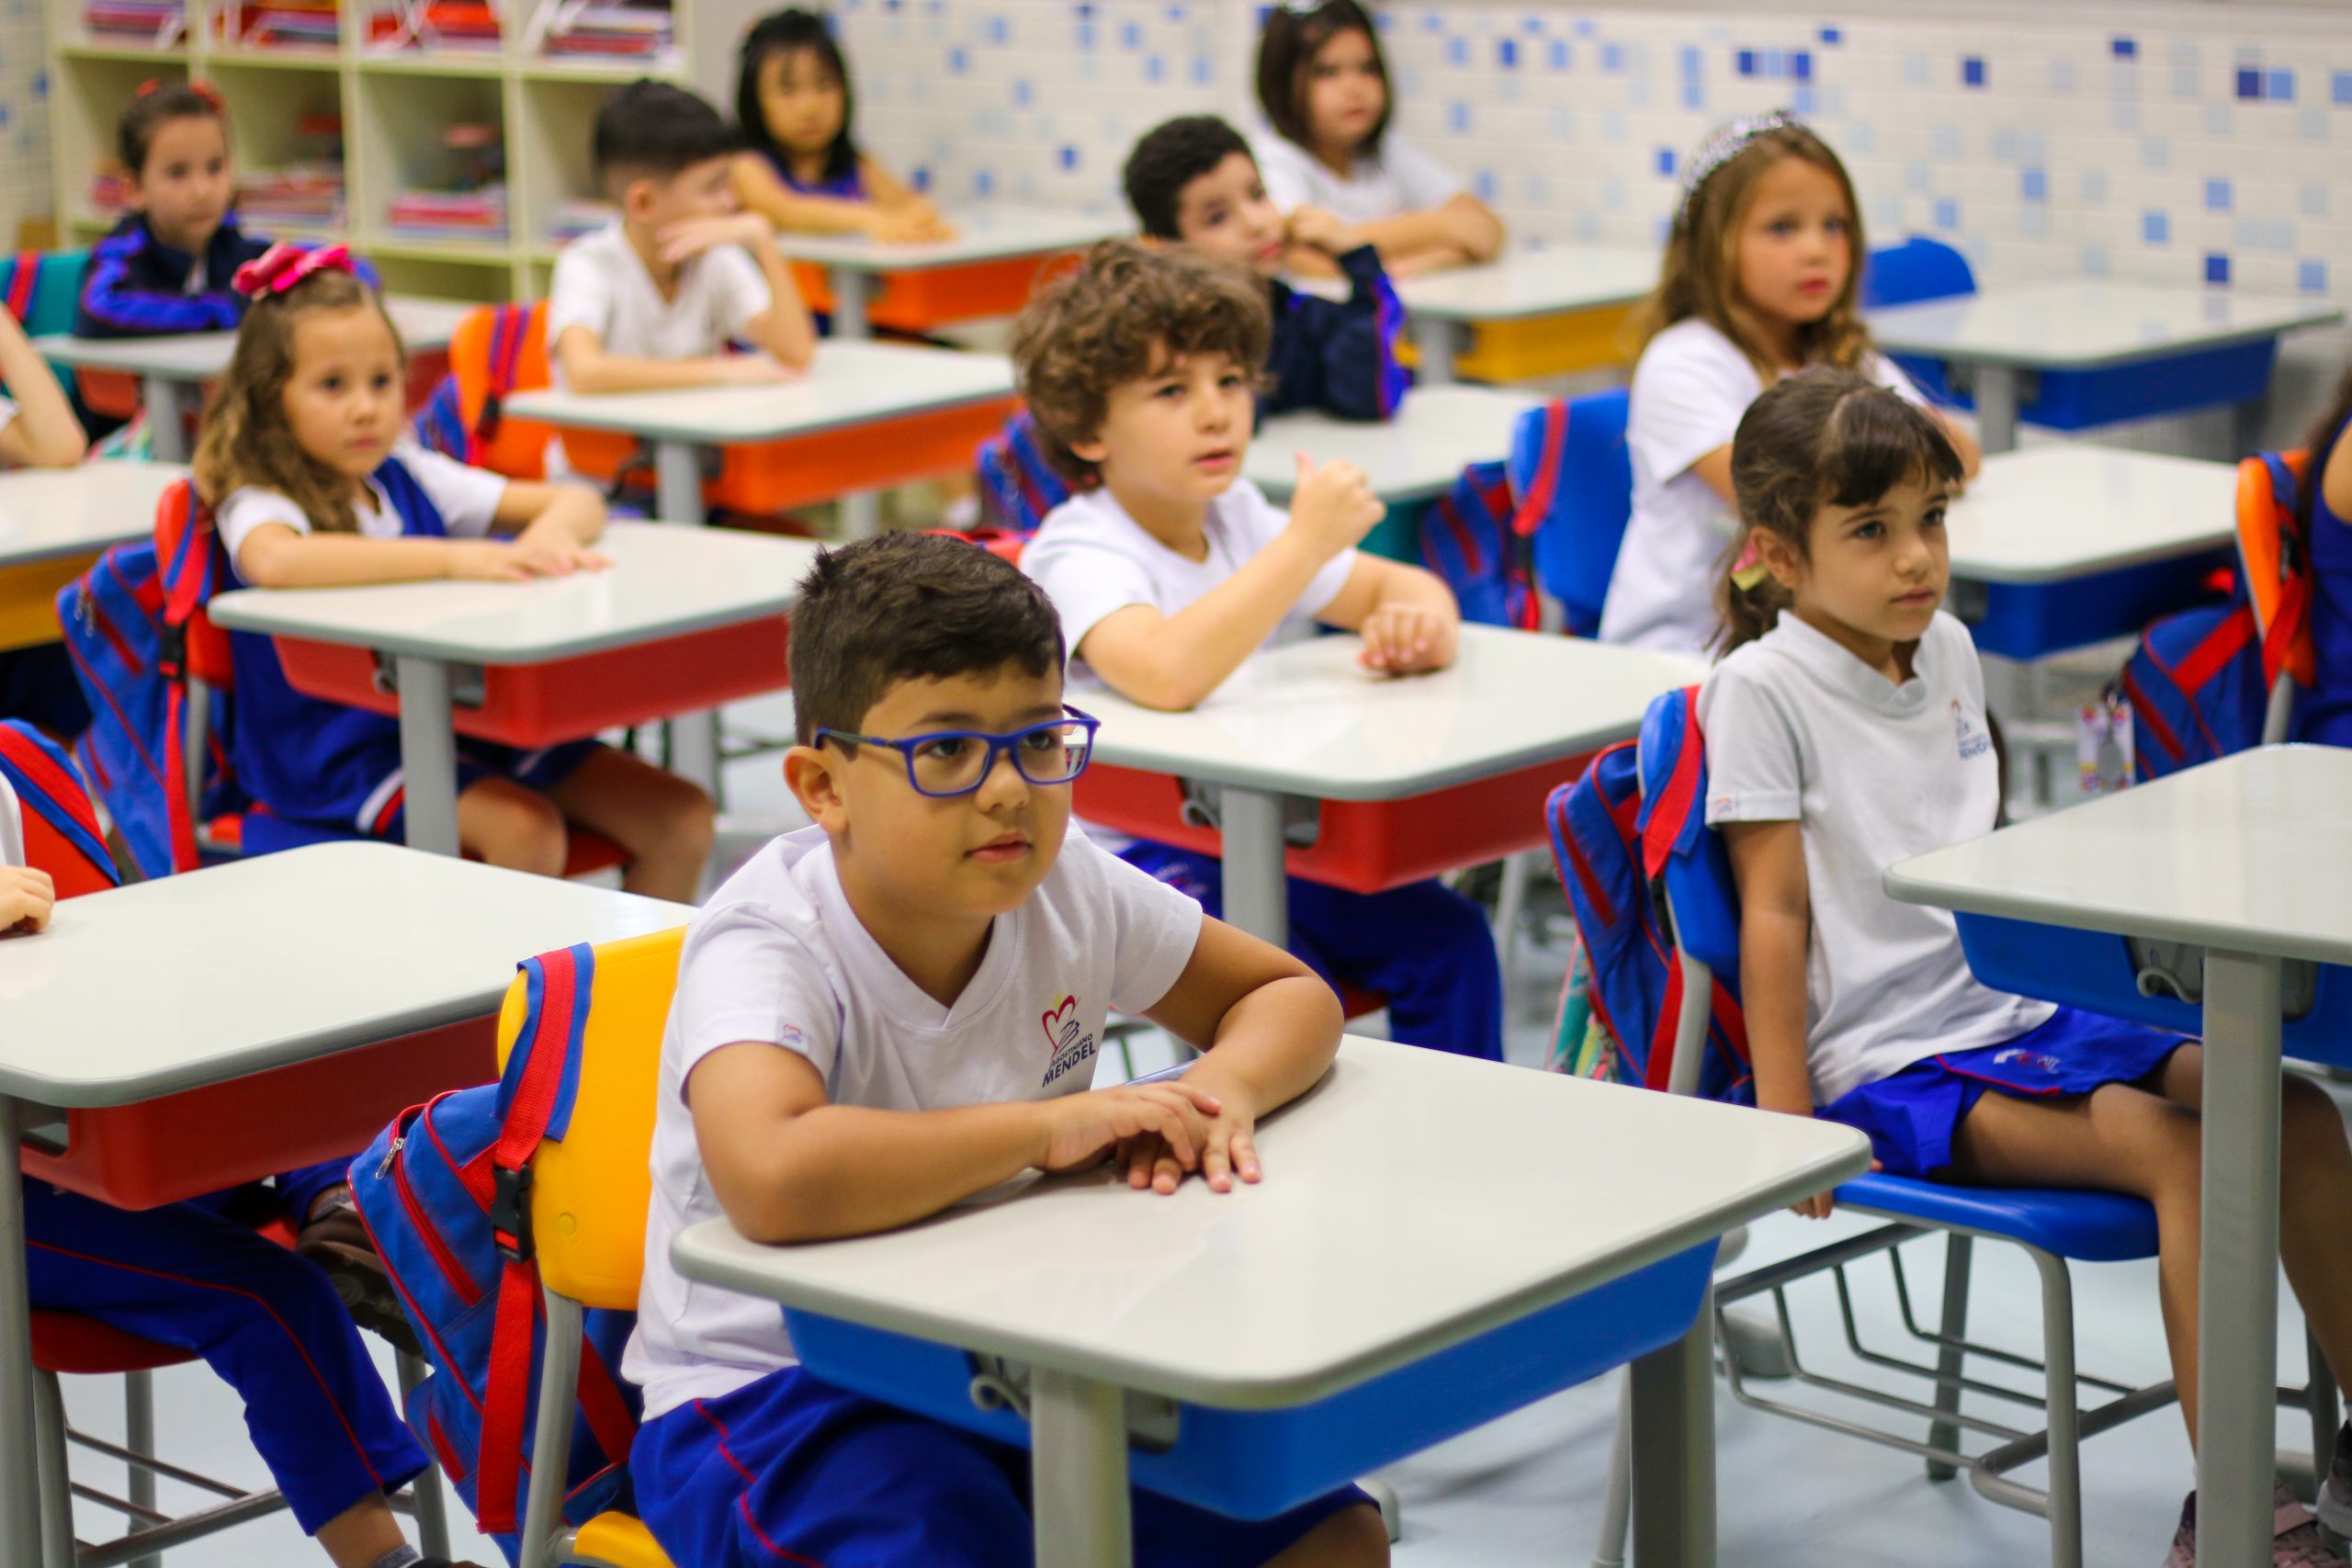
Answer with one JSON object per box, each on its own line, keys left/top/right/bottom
{"left": 0, "top": 720, "right": 119, "bottom": 897}
{"left": 0, "top": 249, "right": 91, "bottom": 337}
{"left": 1860, "top": 237, "right": 1978, "bottom": 310}
{"left": 446, "top": 301, "right": 639, "bottom": 485}
{"left": 2235, "top": 449, "right": 2316, "bottom": 714}
{"left": 494, "top": 926, "right": 685, "bottom": 1310}
{"left": 1510, "top": 388, "right": 1633, "bottom": 637}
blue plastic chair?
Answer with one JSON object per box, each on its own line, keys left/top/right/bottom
{"left": 1583, "top": 688, "right": 2337, "bottom": 1568}
{"left": 1507, "top": 388, "right": 1631, "bottom": 638}
{"left": 1861, "top": 237, "right": 1978, "bottom": 409}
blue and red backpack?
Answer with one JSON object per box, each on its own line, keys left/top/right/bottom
{"left": 2122, "top": 450, "right": 2312, "bottom": 781}
{"left": 976, "top": 410, "right": 1070, "bottom": 534}
{"left": 52, "top": 479, "right": 243, "bottom": 879}
{"left": 1544, "top": 689, "right": 1753, "bottom": 1102}
{"left": 0, "top": 717, "right": 119, "bottom": 897}
{"left": 349, "top": 943, "right": 639, "bottom": 1558}
{"left": 1417, "top": 459, "right": 1536, "bottom": 629}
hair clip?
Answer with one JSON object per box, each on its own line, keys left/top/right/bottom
{"left": 232, "top": 243, "right": 357, "bottom": 299}
{"left": 135, "top": 76, "right": 222, "bottom": 111}
{"left": 1677, "top": 107, "right": 1799, "bottom": 220}
{"left": 1728, "top": 535, "right": 1772, "bottom": 592}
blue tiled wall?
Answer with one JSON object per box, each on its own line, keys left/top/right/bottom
{"left": 820, "top": 1, "right": 2352, "bottom": 306}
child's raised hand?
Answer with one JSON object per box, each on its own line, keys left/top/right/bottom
{"left": 1357, "top": 604, "right": 1457, "bottom": 676}
{"left": 1037, "top": 1080, "right": 1224, "bottom": 1179}
{"left": 657, "top": 212, "right": 775, "bottom": 265}
{"left": 0, "top": 865, "right": 56, "bottom": 935}
{"left": 1284, "top": 205, "right": 1357, "bottom": 258}
{"left": 1286, "top": 454, "right": 1385, "bottom": 559}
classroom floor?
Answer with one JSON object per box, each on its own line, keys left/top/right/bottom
{"left": 53, "top": 685, "right": 2343, "bottom": 1568}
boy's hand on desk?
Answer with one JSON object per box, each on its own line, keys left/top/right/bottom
{"left": 1037, "top": 1080, "right": 1224, "bottom": 1183}
{"left": 657, "top": 213, "right": 775, "bottom": 265}
{"left": 1358, "top": 604, "right": 1456, "bottom": 675}
{"left": 0, "top": 865, "right": 55, "bottom": 934}
{"left": 1287, "top": 454, "right": 1385, "bottom": 559}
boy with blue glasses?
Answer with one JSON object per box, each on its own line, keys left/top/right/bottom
{"left": 626, "top": 531, "right": 1387, "bottom": 1568}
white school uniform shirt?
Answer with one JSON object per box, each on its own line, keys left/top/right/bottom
{"left": 624, "top": 825, "right": 1204, "bottom": 1420}
{"left": 1251, "top": 131, "right": 1465, "bottom": 226}
{"left": 1598, "top": 320, "right": 1928, "bottom": 657}
{"left": 1696, "top": 611, "right": 2053, "bottom": 1106}
{"left": 1021, "top": 479, "right": 1359, "bottom": 687}
{"left": 213, "top": 439, "right": 509, "bottom": 566}
{"left": 540, "top": 217, "right": 773, "bottom": 479}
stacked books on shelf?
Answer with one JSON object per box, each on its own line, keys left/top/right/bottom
{"left": 88, "top": 169, "right": 130, "bottom": 218}
{"left": 389, "top": 186, "right": 508, "bottom": 242}
{"left": 542, "top": 1, "right": 671, "bottom": 59}
{"left": 367, "top": 1, "right": 500, "bottom": 52}
{"left": 547, "top": 197, "right": 616, "bottom": 245}
{"left": 241, "top": 164, "right": 346, "bottom": 230}
{"left": 85, "top": 0, "right": 184, "bottom": 42}
{"left": 233, "top": 0, "right": 338, "bottom": 48}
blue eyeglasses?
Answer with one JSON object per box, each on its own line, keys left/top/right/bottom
{"left": 815, "top": 707, "right": 1101, "bottom": 798}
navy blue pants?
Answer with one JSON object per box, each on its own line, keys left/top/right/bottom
{"left": 1120, "top": 840, "right": 1504, "bottom": 1062}
{"left": 23, "top": 1179, "right": 427, "bottom": 1534}
{"left": 634, "top": 1364, "right": 1374, "bottom": 1568}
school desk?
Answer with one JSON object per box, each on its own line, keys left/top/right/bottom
{"left": 0, "top": 459, "right": 184, "bottom": 652}
{"left": 1387, "top": 244, "right": 1656, "bottom": 386}
{"left": 502, "top": 340, "right": 1016, "bottom": 539}
{"left": 1888, "top": 744, "right": 2352, "bottom": 1568}
{"left": 1074, "top": 625, "right": 1702, "bottom": 946}
{"left": 776, "top": 206, "right": 1130, "bottom": 340}
{"left": 1867, "top": 281, "right": 2343, "bottom": 455}
{"left": 673, "top": 1034, "right": 1870, "bottom": 1568}
{"left": 209, "top": 523, "right": 820, "bottom": 854}
{"left": 1945, "top": 444, "right": 2239, "bottom": 660}
{"left": 31, "top": 297, "right": 476, "bottom": 464}
{"left": 1245, "top": 385, "right": 1543, "bottom": 508}
{"left": 0, "top": 840, "right": 689, "bottom": 1568}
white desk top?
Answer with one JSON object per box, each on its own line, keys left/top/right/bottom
{"left": 1946, "top": 445, "right": 2236, "bottom": 584}
{"left": 209, "top": 522, "right": 819, "bottom": 662}
{"left": 31, "top": 296, "right": 475, "bottom": 379}
{"left": 0, "top": 841, "right": 687, "bottom": 1106}
{"left": 1887, "top": 746, "right": 2352, "bottom": 967}
{"left": 501, "top": 341, "right": 1013, "bottom": 444}
{"left": 673, "top": 1036, "right": 1867, "bottom": 1406}
{"left": 1083, "top": 626, "right": 1702, "bottom": 800}
{"left": 775, "top": 206, "right": 1130, "bottom": 274}
{"left": 1245, "top": 386, "right": 1541, "bottom": 506}
{"left": 0, "top": 460, "right": 185, "bottom": 568}
{"left": 1868, "top": 281, "right": 2343, "bottom": 370}
{"left": 1388, "top": 243, "right": 1658, "bottom": 324}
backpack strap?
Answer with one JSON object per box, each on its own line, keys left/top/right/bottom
{"left": 155, "top": 485, "right": 217, "bottom": 874}
{"left": 0, "top": 722, "right": 115, "bottom": 888}
{"left": 5, "top": 254, "right": 38, "bottom": 323}
{"left": 1506, "top": 400, "right": 1569, "bottom": 541}
{"left": 2258, "top": 450, "right": 2312, "bottom": 687}
{"left": 476, "top": 943, "right": 635, "bottom": 1534}
{"left": 1638, "top": 688, "right": 1706, "bottom": 883}
{"left": 478, "top": 304, "right": 526, "bottom": 442}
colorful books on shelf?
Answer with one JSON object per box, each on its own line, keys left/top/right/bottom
{"left": 367, "top": 1, "right": 501, "bottom": 51}
{"left": 85, "top": 0, "right": 184, "bottom": 41}
{"left": 388, "top": 185, "right": 509, "bottom": 243}
{"left": 88, "top": 170, "right": 130, "bottom": 217}
{"left": 240, "top": 164, "right": 346, "bottom": 228}
{"left": 542, "top": 1, "right": 671, "bottom": 59}
{"left": 548, "top": 198, "right": 616, "bottom": 244}
{"left": 234, "top": 0, "right": 338, "bottom": 48}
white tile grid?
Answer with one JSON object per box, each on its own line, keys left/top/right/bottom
{"left": 796, "top": 1, "right": 2352, "bottom": 310}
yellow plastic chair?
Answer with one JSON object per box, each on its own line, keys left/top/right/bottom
{"left": 495, "top": 928, "right": 684, "bottom": 1568}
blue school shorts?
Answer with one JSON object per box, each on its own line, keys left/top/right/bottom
{"left": 1817, "top": 1007, "right": 2191, "bottom": 1179}
{"left": 632, "top": 1363, "right": 1378, "bottom": 1568}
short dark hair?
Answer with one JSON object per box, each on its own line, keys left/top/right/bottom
{"left": 594, "top": 79, "right": 741, "bottom": 192}
{"left": 1123, "top": 115, "right": 1254, "bottom": 241}
{"left": 1010, "top": 242, "right": 1271, "bottom": 490}
{"left": 119, "top": 81, "right": 226, "bottom": 175}
{"left": 736, "top": 8, "right": 859, "bottom": 187}
{"left": 789, "top": 534, "right": 1065, "bottom": 744}
{"left": 1255, "top": 0, "right": 1390, "bottom": 156}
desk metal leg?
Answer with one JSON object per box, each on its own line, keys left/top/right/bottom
{"left": 841, "top": 490, "right": 881, "bottom": 538}
{"left": 1412, "top": 316, "right": 1458, "bottom": 388}
{"left": 1031, "top": 1367, "right": 1132, "bottom": 1568}
{"left": 1219, "top": 786, "right": 1289, "bottom": 949}
{"left": 654, "top": 439, "right": 704, "bottom": 528}
{"left": 1630, "top": 1290, "right": 1716, "bottom": 1568}
{"left": 833, "top": 268, "right": 872, "bottom": 342}
{"left": 2199, "top": 948, "right": 2284, "bottom": 1568}
{"left": 0, "top": 1095, "right": 51, "bottom": 1568}
{"left": 143, "top": 376, "right": 188, "bottom": 463}
{"left": 394, "top": 656, "right": 461, "bottom": 857}
{"left": 1973, "top": 365, "right": 2020, "bottom": 455}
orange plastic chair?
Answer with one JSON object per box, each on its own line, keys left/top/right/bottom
{"left": 498, "top": 928, "right": 684, "bottom": 1568}
{"left": 2235, "top": 449, "right": 2315, "bottom": 743}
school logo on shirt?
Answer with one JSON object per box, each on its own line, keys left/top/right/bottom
{"left": 1951, "top": 700, "right": 1991, "bottom": 761}
{"left": 1041, "top": 994, "right": 1097, "bottom": 1087}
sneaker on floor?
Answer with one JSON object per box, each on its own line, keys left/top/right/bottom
{"left": 296, "top": 1193, "right": 423, "bottom": 1359}
{"left": 2320, "top": 1419, "right": 2352, "bottom": 1538}
{"left": 2164, "top": 1487, "right": 2351, "bottom": 1568}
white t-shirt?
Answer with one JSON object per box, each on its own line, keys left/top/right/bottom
{"left": 214, "top": 440, "right": 508, "bottom": 570}
{"left": 624, "top": 824, "right": 1204, "bottom": 1419}
{"left": 1697, "top": 611, "right": 2052, "bottom": 1106}
{"left": 1599, "top": 320, "right": 1927, "bottom": 657}
{"left": 1251, "top": 131, "right": 1465, "bottom": 226}
{"left": 1021, "top": 479, "right": 1359, "bottom": 687}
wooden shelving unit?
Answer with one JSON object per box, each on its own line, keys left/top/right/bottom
{"left": 46, "top": 0, "right": 695, "bottom": 303}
